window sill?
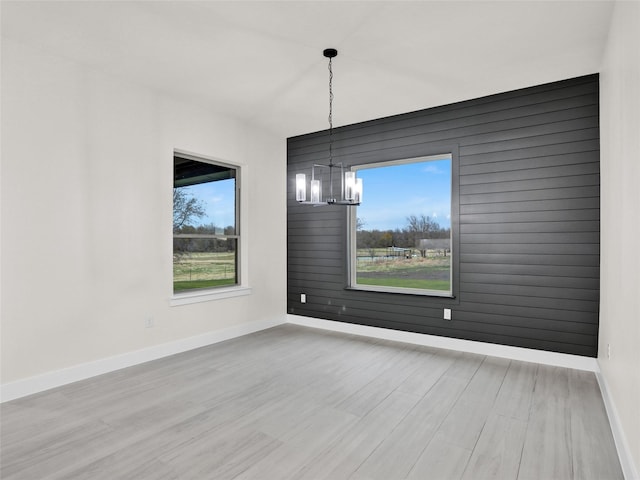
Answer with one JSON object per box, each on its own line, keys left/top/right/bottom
{"left": 346, "top": 284, "right": 454, "bottom": 298}
{"left": 170, "top": 286, "right": 252, "bottom": 307}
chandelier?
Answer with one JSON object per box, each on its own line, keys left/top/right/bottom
{"left": 296, "top": 48, "right": 362, "bottom": 206}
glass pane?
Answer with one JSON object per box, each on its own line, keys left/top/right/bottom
{"left": 173, "top": 238, "right": 237, "bottom": 292}
{"left": 354, "top": 156, "right": 452, "bottom": 294}
{"left": 173, "top": 157, "right": 236, "bottom": 235}
{"left": 173, "top": 155, "right": 239, "bottom": 293}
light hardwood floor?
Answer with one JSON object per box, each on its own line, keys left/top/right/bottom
{"left": 1, "top": 324, "right": 623, "bottom": 479}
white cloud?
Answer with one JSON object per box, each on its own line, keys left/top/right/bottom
{"left": 422, "top": 164, "right": 446, "bottom": 175}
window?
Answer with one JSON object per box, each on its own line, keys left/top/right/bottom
{"left": 173, "top": 153, "right": 239, "bottom": 293}
{"left": 349, "top": 154, "right": 453, "bottom": 296}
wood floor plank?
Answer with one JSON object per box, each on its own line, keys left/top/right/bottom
{"left": 1, "top": 417, "right": 116, "bottom": 479}
{"left": 0, "top": 395, "right": 72, "bottom": 446}
{"left": 351, "top": 374, "right": 469, "bottom": 480}
{"left": 311, "top": 340, "right": 408, "bottom": 407}
{"left": 61, "top": 399, "right": 264, "bottom": 479}
{"left": 0, "top": 325, "right": 623, "bottom": 480}
{"left": 396, "top": 347, "right": 457, "bottom": 397}
{"left": 290, "top": 389, "right": 421, "bottom": 479}
{"left": 492, "top": 360, "right": 538, "bottom": 421}
{"left": 461, "top": 413, "right": 528, "bottom": 480}
{"left": 234, "top": 406, "right": 360, "bottom": 480}
{"left": 461, "top": 356, "right": 511, "bottom": 402}
{"left": 444, "top": 351, "right": 485, "bottom": 381}
{"left": 406, "top": 432, "right": 473, "bottom": 480}
{"left": 159, "top": 427, "right": 282, "bottom": 479}
{"left": 335, "top": 347, "right": 424, "bottom": 417}
{"left": 435, "top": 356, "right": 510, "bottom": 451}
{"left": 37, "top": 380, "right": 287, "bottom": 479}
{"left": 518, "top": 365, "right": 574, "bottom": 480}
{"left": 65, "top": 453, "right": 181, "bottom": 480}
{"left": 567, "top": 369, "right": 624, "bottom": 480}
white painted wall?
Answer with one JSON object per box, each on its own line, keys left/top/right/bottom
{"left": 0, "top": 39, "right": 286, "bottom": 385}
{"left": 599, "top": 1, "right": 640, "bottom": 477}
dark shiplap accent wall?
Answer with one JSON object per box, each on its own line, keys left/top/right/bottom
{"left": 287, "top": 74, "right": 600, "bottom": 357}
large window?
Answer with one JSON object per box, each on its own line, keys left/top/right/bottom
{"left": 173, "top": 153, "right": 239, "bottom": 293}
{"left": 349, "top": 154, "right": 452, "bottom": 296}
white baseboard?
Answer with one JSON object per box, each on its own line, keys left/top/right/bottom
{"left": 0, "top": 316, "right": 286, "bottom": 403}
{"left": 287, "top": 314, "right": 600, "bottom": 372}
{"left": 596, "top": 370, "right": 640, "bottom": 480}
{"left": 0, "top": 313, "right": 601, "bottom": 401}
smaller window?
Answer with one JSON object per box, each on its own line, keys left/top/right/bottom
{"left": 173, "top": 153, "right": 239, "bottom": 293}
{"left": 349, "top": 154, "right": 453, "bottom": 296}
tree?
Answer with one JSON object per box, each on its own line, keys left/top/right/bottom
{"left": 406, "top": 214, "right": 440, "bottom": 237}
{"left": 404, "top": 214, "right": 450, "bottom": 256}
{"left": 173, "top": 187, "right": 206, "bottom": 232}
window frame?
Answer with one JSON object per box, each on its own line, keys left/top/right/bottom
{"left": 170, "top": 150, "right": 250, "bottom": 306}
{"left": 347, "top": 153, "right": 455, "bottom": 298}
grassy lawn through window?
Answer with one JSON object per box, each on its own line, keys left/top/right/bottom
{"left": 173, "top": 252, "right": 236, "bottom": 292}
{"left": 356, "top": 250, "right": 450, "bottom": 291}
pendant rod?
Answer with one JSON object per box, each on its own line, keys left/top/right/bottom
{"left": 326, "top": 48, "right": 336, "bottom": 200}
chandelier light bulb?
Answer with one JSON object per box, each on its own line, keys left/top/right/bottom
{"left": 296, "top": 174, "right": 306, "bottom": 202}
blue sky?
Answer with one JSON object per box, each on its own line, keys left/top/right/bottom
{"left": 356, "top": 157, "right": 451, "bottom": 231}
{"left": 182, "top": 157, "right": 451, "bottom": 232}
{"left": 184, "top": 179, "right": 236, "bottom": 229}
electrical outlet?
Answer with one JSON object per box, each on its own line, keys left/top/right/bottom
{"left": 145, "top": 316, "right": 154, "bottom": 328}
{"left": 300, "top": 293, "right": 306, "bottom": 304}
{"left": 444, "top": 308, "right": 452, "bottom": 321}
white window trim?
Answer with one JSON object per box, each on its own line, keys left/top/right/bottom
{"left": 345, "top": 284, "right": 454, "bottom": 297}
{"left": 170, "top": 286, "right": 252, "bottom": 306}
{"left": 170, "top": 149, "right": 250, "bottom": 306}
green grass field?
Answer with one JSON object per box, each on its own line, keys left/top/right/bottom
{"left": 173, "top": 249, "right": 450, "bottom": 293}
{"left": 356, "top": 251, "right": 450, "bottom": 291}
{"left": 356, "top": 276, "right": 450, "bottom": 290}
{"left": 173, "top": 251, "right": 236, "bottom": 292}
{"left": 173, "top": 278, "right": 236, "bottom": 291}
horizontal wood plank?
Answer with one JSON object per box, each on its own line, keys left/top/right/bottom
{"left": 287, "top": 74, "right": 600, "bottom": 356}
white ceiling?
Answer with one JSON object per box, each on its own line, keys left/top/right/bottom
{"left": 2, "top": 1, "right": 615, "bottom": 138}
